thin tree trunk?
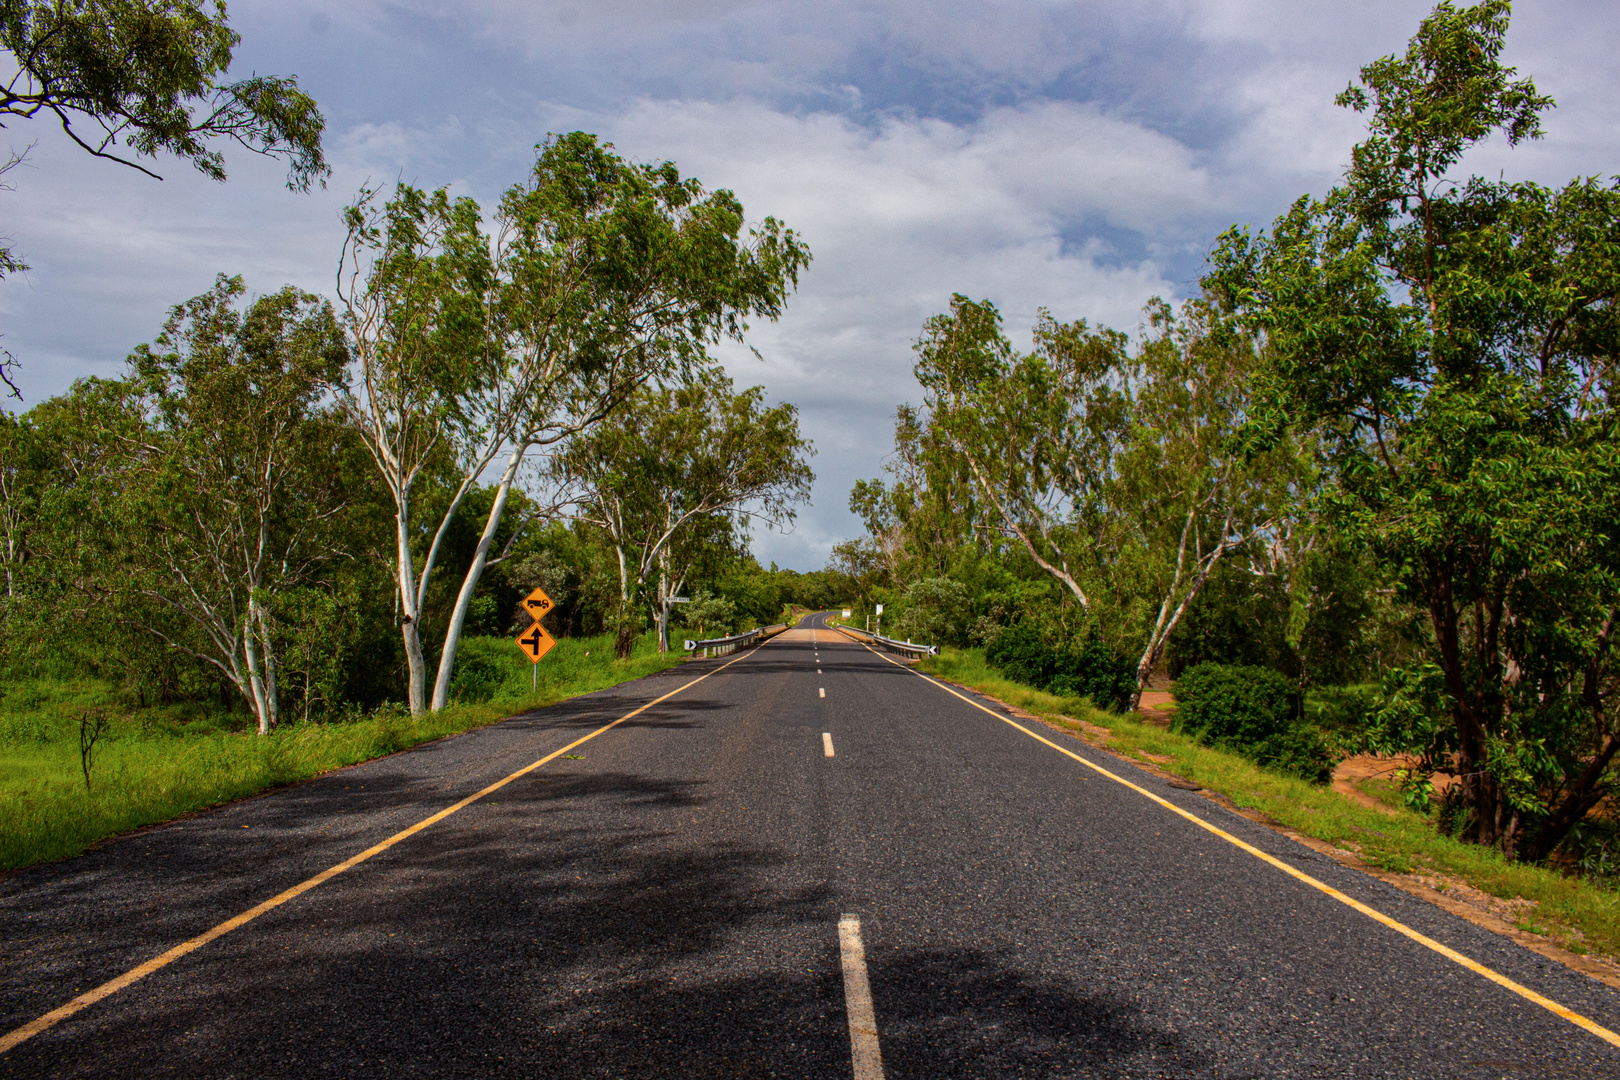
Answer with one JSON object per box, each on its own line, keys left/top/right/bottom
{"left": 431, "top": 445, "right": 526, "bottom": 710}
{"left": 396, "top": 509, "right": 428, "bottom": 715}
{"left": 1128, "top": 510, "right": 1236, "bottom": 711}
{"left": 242, "top": 601, "right": 273, "bottom": 736}
{"left": 256, "top": 600, "right": 279, "bottom": 733}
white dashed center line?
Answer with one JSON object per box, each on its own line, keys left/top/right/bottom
{"left": 822, "top": 732, "right": 835, "bottom": 757}
{"left": 819, "top": 687, "right": 826, "bottom": 698}
{"left": 838, "top": 915, "right": 885, "bottom": 1079}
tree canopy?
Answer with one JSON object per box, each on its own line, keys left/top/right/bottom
{"left": 1207, "top": 0, "right": 1620, "bottom": 858}
{"left": 0, "top": 0, "right": 327, "bottom": 187}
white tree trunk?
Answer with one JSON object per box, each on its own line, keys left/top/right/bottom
{"left": 242, "top": 599, "right": 274, "bottom": 736}
{"left": 396, "top": 510, "right": 428, "bottom": 716}
{"left": 431, "top": 444, "right": 526, "bottom": 710}
{"left": 256, "top": 599, "right": 280, "bottom": 733}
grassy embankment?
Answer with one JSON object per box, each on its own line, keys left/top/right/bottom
{"left": 915, "top": 645, "right": 1620, "bottom": 962}
{"left": 0, "top": 632, "right": 686, "bottom": 873}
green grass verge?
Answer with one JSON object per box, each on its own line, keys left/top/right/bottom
{"left": 918, "top": 646, "right": 1620, "bottom": 961}
{"left": 0, "top": 632, "right": 685, "bottom": 873}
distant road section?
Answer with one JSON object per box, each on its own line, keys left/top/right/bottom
{"left": 3, "top": 611, "right": 1619, "bottom": 1077}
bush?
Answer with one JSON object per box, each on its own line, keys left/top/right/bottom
{"left": 1173, "top": 663, "right": 1296, "bottom": 743}
{"left": 895, "top": 577, "right": 971, "bottom": 646}
{"left": 449, "top": 653, "right": 504, "bottom": 704}
{"left": 1172, "top": 663, "right": 1333, "bottom": 782}
{"left": 681, "top": 591, "right": 736, "bottom": 638}
{"left": 985, "top": 621, "right": 1136, "bottom": 712}
{"left": 1249, "top": 727, "right": 1336, "bottom": 785}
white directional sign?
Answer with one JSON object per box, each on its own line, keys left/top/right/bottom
{"left": 842, "top": 609, "right": 851, "bottom": 618}
{"left": 874, "top": 604, "right": 883, "bottom": 615}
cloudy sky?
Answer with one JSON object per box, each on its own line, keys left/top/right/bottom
{"left": 2, "top": 0, "right": 1614, "bottom": 569}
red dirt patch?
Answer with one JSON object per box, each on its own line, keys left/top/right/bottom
{"left": 1332, "top": 754, "right": 1457, "bottom": 817}
{"left": 1136, "top": 689, "right": 1175, "bottom": 729}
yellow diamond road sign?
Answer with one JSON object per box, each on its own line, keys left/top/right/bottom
{"left": 516, "top": 621, "right": 556, "bottom": 663}
{"left": 521, "top": 587, "right": 554, "bottom": 621}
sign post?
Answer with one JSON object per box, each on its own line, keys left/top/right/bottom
{"left": 874, "top": 603, "right": 883, "bottom": 637}
{"left": 515, "top": 587, "right": 557, "bottom": 690}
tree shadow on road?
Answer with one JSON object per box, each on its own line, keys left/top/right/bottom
{"left": 871, "top": 945, "right": 1198, "bottom": 1078}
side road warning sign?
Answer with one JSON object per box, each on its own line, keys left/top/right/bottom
{"left": 516, "top": 621, "right": 556, "bottom": 663}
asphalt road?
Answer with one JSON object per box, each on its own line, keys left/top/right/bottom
{"left": 4, "top": 611, "right": 1620, "bottom": 1078}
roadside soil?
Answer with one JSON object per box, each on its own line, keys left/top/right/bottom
{"left": 1135, "top": 690, "right": 1174, "bottom": 728}
{"left": 1332, "top": 753, "right": 1458, "bottom": 816}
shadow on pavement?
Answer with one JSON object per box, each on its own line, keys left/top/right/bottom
{"left": 872, "top": 946, "right": 1195, "bottom": 1078}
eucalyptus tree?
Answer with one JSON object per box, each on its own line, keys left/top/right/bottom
{"left": 337, "top": 183, "right": 492, "bottom": 716}
{"left": 339, "top": 134, "right": 810, "bottom": 712}
{"left": 0, "top": 411, "right": 43, "bottom": 597}
{"left": 1206, "top": 0, "right": 1620, "bottom": 858}
{"left": 66, "top": 275, "right": 349, "bottom": 734}
{"left": 0, "top": 0, "right": 325, "bottom": 185}
{"left": 560, "top": 372, "right": 814, "bottom": 656}
{"left": 1111, "top": 299, "right": 1292, "bottom": 701}
{"left": 914, "top": 295, "right": 1128, "bottom": 615}
{"left": 913, "top": 294, "right": 1287, "bottom": 707}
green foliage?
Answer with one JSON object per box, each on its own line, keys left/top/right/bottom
{"left": 1173, "top": 663, "right": 1334, "bottom": 783}
{"left": 894, "top": 576, "right": 970, "bottom": 646}
{"left": 680, "top": 590, "right": 736, "bottom": 638}
{"left": 561, "top": 370, "right": 813, "bottom": 655}
{"left": 1205, "top": 0, "right": 1620, "bottom": 858}
{"left": 984, "top": 621, "right": 1136, "bottom": 712}
{"left": 448, "top": 651, "right": 503, "bottom": 704}
{"left": 338, "top": 131, "right": 811, "bottom": 702}
{"left": 0, "top": 0, "right": 328, "bottom": 188}
{"left": 1169, "top": 540, "right": 1386, "bottom": 689}
{"left": 1173, "top": 663, "right": 1298, "bottom": 745}
{"left": 886, "top": 283, "right": 1302, "bottom": 707}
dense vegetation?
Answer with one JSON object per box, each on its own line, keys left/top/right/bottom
{"left": 0, "top": 130, "right": 833, "bottom": 742}
{"left": 844, "top": 1, "right": 1620, "bottom": 872}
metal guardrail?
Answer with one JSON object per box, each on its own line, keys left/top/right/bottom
{"left": 831, "top": 623, "right": 939, "bottom": 658}
{"left": 685, "top": 623, "right": 788, "bottom": 657}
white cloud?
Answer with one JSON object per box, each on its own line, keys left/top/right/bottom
{"left": 575, "top": 97, "right": 1202, "bottom": 566}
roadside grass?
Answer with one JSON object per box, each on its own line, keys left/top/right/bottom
{"left": 0, "top": 632, "right": 686, "bottom": 873}
{"left": 917, "top": 645, "right": 1620, "bottom": 962}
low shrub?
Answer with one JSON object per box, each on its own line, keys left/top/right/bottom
{"left": 1173, "top": 663, "right": 1333, "bottom": 783}
{"left": 985, "top": 621, "right": 1136, "bottom": 712}
{"left": 449, "top": 653, "right": 504, "bottom": 703}
{"left": 1173, "top": 663, "right": 1296, "bottom": 743}
{"left": 1249, "top": 727, "right": 1337, "bottom": 785}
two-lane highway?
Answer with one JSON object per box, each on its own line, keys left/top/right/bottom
{"left": 3, "top": 612, "right": 1620, "bottom": 1077}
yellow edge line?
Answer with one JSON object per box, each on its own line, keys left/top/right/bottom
{"left": 840, "top": 629, "right": 1620, "bottom": 1051}
{"left": 0, "top": 644, "right": 768, "bottom": 1055}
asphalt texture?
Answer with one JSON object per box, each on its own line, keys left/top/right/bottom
{"left": 4, "top": 611, "right": 1620, "bottom": 1078}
